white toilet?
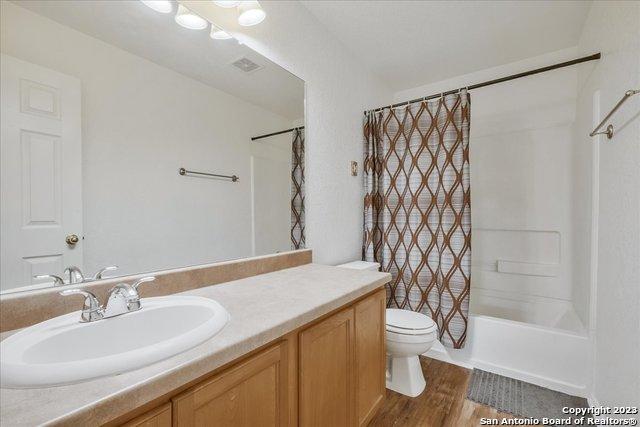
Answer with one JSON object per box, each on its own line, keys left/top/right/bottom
{"left": 385, "top": 308, "right": 436, "bottom": 397}
{"left": 337, "top": 261, "right": 437, "bottom": 398}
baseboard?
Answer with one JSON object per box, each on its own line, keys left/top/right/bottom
{"left": 424, "top": 347, "right": 588, "bottom": 397}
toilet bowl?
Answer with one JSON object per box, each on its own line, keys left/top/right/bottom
{"left": 385, "top": 308, "right": 437, "bottom": 397}
{"left": 336, "top": 261, "right": 437, "bottom": 398}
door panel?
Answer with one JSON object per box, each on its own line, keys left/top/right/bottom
{"left": 172, "top": 342, "right": 290, "bottom": 427}
{"left": 299, "top": 308, "right": 355, "bottom": 427}
{"left": 21, "top": 130, "right": 61, "bottom": 226}
{"left": 0, "top": 54, "right": 82, "bottom": 292}
{"left": 122, "top": 403, "right": 171, "bottom": 427}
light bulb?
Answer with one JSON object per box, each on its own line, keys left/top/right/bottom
{"left": 140, "top": 0, "right": 173, "bottom": 14}
{"left": 213, "top": 1, "right": 241, "bottom": 7}
{"left": 175, "top": 4, "right": 208, "bottom": 30}
{"left": 237, "top": 1, "right": 266, "bottom": 27}
{"left": 210, "top": 24, "right": 233, "bottom": 40}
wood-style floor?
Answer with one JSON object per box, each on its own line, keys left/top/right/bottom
{"left": 369, "top": 357, "right": 515, "bottom": 427}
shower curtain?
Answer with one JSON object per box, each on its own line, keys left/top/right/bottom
{"left": 291, "top": 128, "right": 306, "bottom": 250}
{"left": 363, "top": 91, "right": 471, "bottom": 348}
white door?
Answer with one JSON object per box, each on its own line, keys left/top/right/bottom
{"left": 1, "top": 54, "right": 82, "bottom": 292}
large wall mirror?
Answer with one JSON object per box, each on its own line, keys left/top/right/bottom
{"left": 0, "top": 1, "right": 305, "bottom": 294}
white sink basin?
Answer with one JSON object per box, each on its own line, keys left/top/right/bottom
{"left": 0, "top": 296, "right": 229, "bottom": 388}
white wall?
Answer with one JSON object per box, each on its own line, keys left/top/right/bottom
{"left": 184, "top": 1, "right": 393, "bottom": 265}
{"left": 575, "top": 1, "right": 640, "bottom": 412}
{"left": 1, "top": 2, "right": 293, "bottom": 278}
{"left": 394, "top": 48, "right": 588, "bottom": 327}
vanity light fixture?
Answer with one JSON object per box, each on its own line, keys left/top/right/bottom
{"left": 140, "top": 0, "right": 173, "bottom": 14}
{"left": 174, "top": 4, "right": 208, "bottom": 30}
{"left": 213, "top": 1, "right": 241, "bottom": 7}
{"left": 237, "top": 1, "right": 266, "bottom": 27}
{"left": 210, "top": 24, "right": 233, "bottom": 40}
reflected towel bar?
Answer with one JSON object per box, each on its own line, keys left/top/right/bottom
{"left": 590, "top": 89, "right": 639, "bottom": 139}
{"left": 178, "top": 167, "right": 239, "bottom": 182}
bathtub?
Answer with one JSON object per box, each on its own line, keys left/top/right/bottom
{"left": 425, "top": 288, "right": 590, "bottom": 397}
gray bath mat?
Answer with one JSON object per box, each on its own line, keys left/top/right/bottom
{"left": 467, "top": 369, "right": 589, "bottom": 420}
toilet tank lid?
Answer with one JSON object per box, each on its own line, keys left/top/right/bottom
{"left": 336, "top": 261, "right": 380, "bottom": 271}
{"left": 386, "top": 308, "right": 436, "bottom": 331}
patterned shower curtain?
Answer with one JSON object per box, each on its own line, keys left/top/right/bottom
{"left": 291, "top": 128, "right": 306, "bottom": 249}
{"left": 363, "top": 91, "right": 471, "bottom": 348}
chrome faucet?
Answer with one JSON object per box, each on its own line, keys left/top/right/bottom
{"left": 64, "top": 266, "right": 85, "bottom": 284}
{"left": 92, "top": 265, "right": 118, "bottom": 280}
{"left": 35, "top": 265, "right": 118, "bottom": 287}
{"left": 59, "top": 276, "right": 156, "bottom": 322}
{"left": 59, "top": 289, "right": 104, "bottom": 322}
{"left": 103, "top": 277, "right": 155, "bottom": 318}
{"left": 33, "top": 274, "right": 65, "bottom": 286}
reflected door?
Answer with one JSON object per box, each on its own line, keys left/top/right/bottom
{"left": 0, "top": 54, "right": 82, "bottom": 291}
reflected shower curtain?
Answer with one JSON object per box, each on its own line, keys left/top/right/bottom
{"left": 363, "top": 91, "right": 471, "bottom": 348}
{"left": 291, "top": 128, "right": 305, "bottom": 249}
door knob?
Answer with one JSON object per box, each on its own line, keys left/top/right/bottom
{"left": 65, "top": 234, "right": 80, "bottom": 246}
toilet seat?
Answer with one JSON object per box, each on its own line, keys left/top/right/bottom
{"left": 386, "top": 309, "right": 436, "bottom": 335}
{"left": 387, "top": 329, "right": 437, "bottom": 344}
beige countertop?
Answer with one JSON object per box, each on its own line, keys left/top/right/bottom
{"left": 0, "top": 263, "right": 390, "bottom": 426}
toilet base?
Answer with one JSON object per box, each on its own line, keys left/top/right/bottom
{"left": 386, "top": 354, "right": 426, "bottom": 397}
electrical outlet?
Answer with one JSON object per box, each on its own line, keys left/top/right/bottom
{"left": 351, "top": 161, "right": 358, "bottom": 176}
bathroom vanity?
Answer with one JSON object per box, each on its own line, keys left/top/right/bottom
{"left": 0, "top": 261, "right": 390, "bottom": 426}
{"left": 170, "top": 286, "right": 385, "bottom": 427}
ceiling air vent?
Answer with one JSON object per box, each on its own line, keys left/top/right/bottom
{"left": 231, "top": 57, "right": 263, "bottom": 73}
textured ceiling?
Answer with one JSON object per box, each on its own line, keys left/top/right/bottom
{"left": 301, "top": 0, "right": 591, "bottom": 91}
{"left": 14, "top": 0, "right": 304, "bottom": 119}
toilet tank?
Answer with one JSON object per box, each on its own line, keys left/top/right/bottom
{"left": 336, "top": 261, "right": 381, "bottom": 271}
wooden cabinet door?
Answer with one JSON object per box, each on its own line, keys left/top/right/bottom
{"left": 299, "top": 308, "right": 355, "bottom": 427}
{"left": 122, "top": 403, "right": 171, "bottom": 427}
{"left": 355, "top": 289, "right": 386, "bottom": 426}
{"left": 172, "top": 342, "right": 290, "bottom": 427}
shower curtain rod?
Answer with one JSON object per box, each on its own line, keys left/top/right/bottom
{"left": 251, "top": 126, "right": 305, "bottom": 141}
{"left": 364, "top": 52, "right": 601, "bottom": 114}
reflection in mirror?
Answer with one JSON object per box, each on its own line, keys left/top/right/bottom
{"left": 0, "top": 0, "right": 305, "bottom": 294}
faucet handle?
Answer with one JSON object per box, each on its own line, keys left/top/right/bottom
{"left": 59, "top": 289, "right": 103, "bottom": 322}
{"left": 64, "top": 266, "right": 85, "bottom": 284}
{"left": 132, "top": 276, "right": 156, "bottom": 291}
{"left": 92, "top": 265, "right": 118, "bottom": 280}
{"left": 34, "top": 274, "right": 65, "bottom": 286}
{"left": 103, "top": 277, "right": 154, "bottom": 317}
